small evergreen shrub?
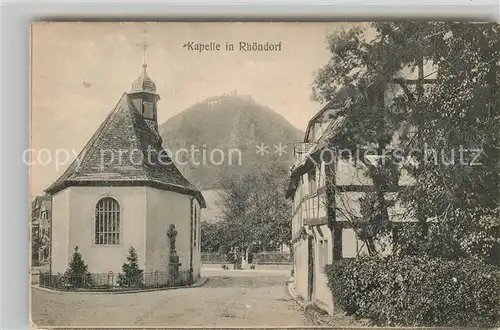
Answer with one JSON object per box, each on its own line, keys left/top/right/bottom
{"left": 117, "top": 246, "right": 144, "bottom": 287}
{"left": 325, "top": 256, "right": 500, "bottom": 327}
{"left": 63, "top": 246, "right": 92, "bottom": 289}
{"left": 250, "top": 264, "right": 256, "bottom": 269}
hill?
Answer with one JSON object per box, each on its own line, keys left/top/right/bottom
{"left": 159, "top": 93, "right": 304, "bottom": 190}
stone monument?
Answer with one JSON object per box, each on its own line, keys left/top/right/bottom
{"left": 167, "top": 224, "right": 181, "bottom": 285}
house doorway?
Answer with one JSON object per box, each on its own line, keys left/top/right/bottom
{"left": 307, "top": 236, "right": 315, "bottom": 301}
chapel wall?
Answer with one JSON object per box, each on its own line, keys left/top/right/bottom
{"left": 64, "top": 186, "right": 147, "bottom": 275}
{"left": 145, "top": 187, "right": 195, "bottom": 277}
{"left": 50, "top": 189, "right": 70, "bottom": 274}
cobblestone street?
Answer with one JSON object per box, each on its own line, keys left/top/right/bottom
{"left": 31, "top": 266, "right": 321, "bottom": 327}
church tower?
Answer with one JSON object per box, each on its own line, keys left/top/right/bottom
{"left": 46, "top": 32, "right": 204, "bottom": 280}
{"left": 128, "top": 63, "right": 160, "bottom": 133}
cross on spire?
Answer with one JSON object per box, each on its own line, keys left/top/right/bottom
{"left": 137, "top": 28, "right": 150, "bottom": 69}
{"left": 141, "top": 42, "right": 148, "bottom": 69}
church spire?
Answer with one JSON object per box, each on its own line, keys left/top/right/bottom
{"left": 130, "top": 28, "right": 158, "bottom": 95}
{"left": 128, "top": 27, "right": 161, "bottom": 134}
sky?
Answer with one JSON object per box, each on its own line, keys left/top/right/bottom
{"left": 30, "top": 22, "right": 363, "bottom": 197}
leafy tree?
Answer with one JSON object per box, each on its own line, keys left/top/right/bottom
{"left": 313, "top": 22, "right": 500, "bottom": 259}
{"left": 64, "top": 246, "right": 92, "bottom": 288}
{"left": 117, "top": 246, "right": 144, "bottom": 287}
{"left": 398, "top": 22, "right": 500, "bottom": 261}
{"left": 201, "top": 220, "right": 226, "bottom": 253}
{"left": 215, "top": 167, "right": 292, "bottom": 257}
{"left": 316, "top": 22, "right": 500, "bottom": 327}
{"left": 313, "top": 23, "right": 420, "bottom": 253}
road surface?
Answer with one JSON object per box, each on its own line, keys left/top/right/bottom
{"left": 32, "top": 266, "right": 314, "bottom": 327}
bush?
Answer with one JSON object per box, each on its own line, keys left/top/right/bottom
{"left": 325, "top": 256, "right": 500, "bottom": 327}
{"left": 250, "top": 264, "right": 256, "bottom": 270}
{"left": 63, "top": 246, "right": 92, "bottom": 289}
{"left": 117, "top": 246, "right": 144, "bottom": 287}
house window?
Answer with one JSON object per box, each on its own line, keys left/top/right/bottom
{"left": 95, "top": 197, "right": 120, "bottom": 245}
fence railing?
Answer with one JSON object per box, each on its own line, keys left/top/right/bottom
{"left": 201, "top": 252, "right": 292, "bottom": 265}
{"left": 251, "top": 252, "right": 292, "bottom": 265}
{"left": 31, "top": 273, "right": 40, "bottom": 284}
{"left": 201, "top": 253, "right": 229, "bottom": 263}
{"left": 38, "top": 270, "right": 191, "bottom": 291}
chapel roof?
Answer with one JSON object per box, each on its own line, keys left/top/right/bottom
{"left": 130, "top": 64, "right": 158, "bottom": 95}
{"left": 45, "top": 93, "right": 205, "bottom": 207}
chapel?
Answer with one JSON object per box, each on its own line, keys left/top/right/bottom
{"left": 45, "top": 63, "right": 205, "bottom": 284}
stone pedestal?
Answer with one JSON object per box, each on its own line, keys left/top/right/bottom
{"left": 168, "top": 254, "right": 181, "bottom": 284}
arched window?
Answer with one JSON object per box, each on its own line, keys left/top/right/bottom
{"left": 95, "top": 197, "right": 120, "bottom": 245}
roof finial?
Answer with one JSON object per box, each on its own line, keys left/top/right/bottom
{"left": 138, "top": 27, "right": 149, "bottom": 70}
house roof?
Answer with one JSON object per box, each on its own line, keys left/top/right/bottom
{"left": 285, "top": 90, "right": 353, "bottom": 199}
{"left": 305, "top": 111, "right": 347, "bottom": 160}
{"left": 45, "top": 93, "right": 205, "bottom": 207}
{"left": 285, "top": 114, "right": 346, "bottom": 199}
{"left": 303, "top": 86, "right": 354, "bottom": 143}
{"left": 32, "top": 195, "right": 51, "bottom": 209}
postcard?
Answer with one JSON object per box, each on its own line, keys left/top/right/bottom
{"left": 29, "top": 21, "right": 500, "bottom": 328}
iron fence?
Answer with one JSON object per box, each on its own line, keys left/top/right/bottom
{"left": 201, "top": 253, "right": 229, "bottom": 264}
{"left": 38, "top": 270, "right": 191, "bottom": 291}
{"left": 252, "top": 252, "right": 292, "bottom": 265}
{"left": 31, "top": 273, "right": 40, "bottom": 284}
